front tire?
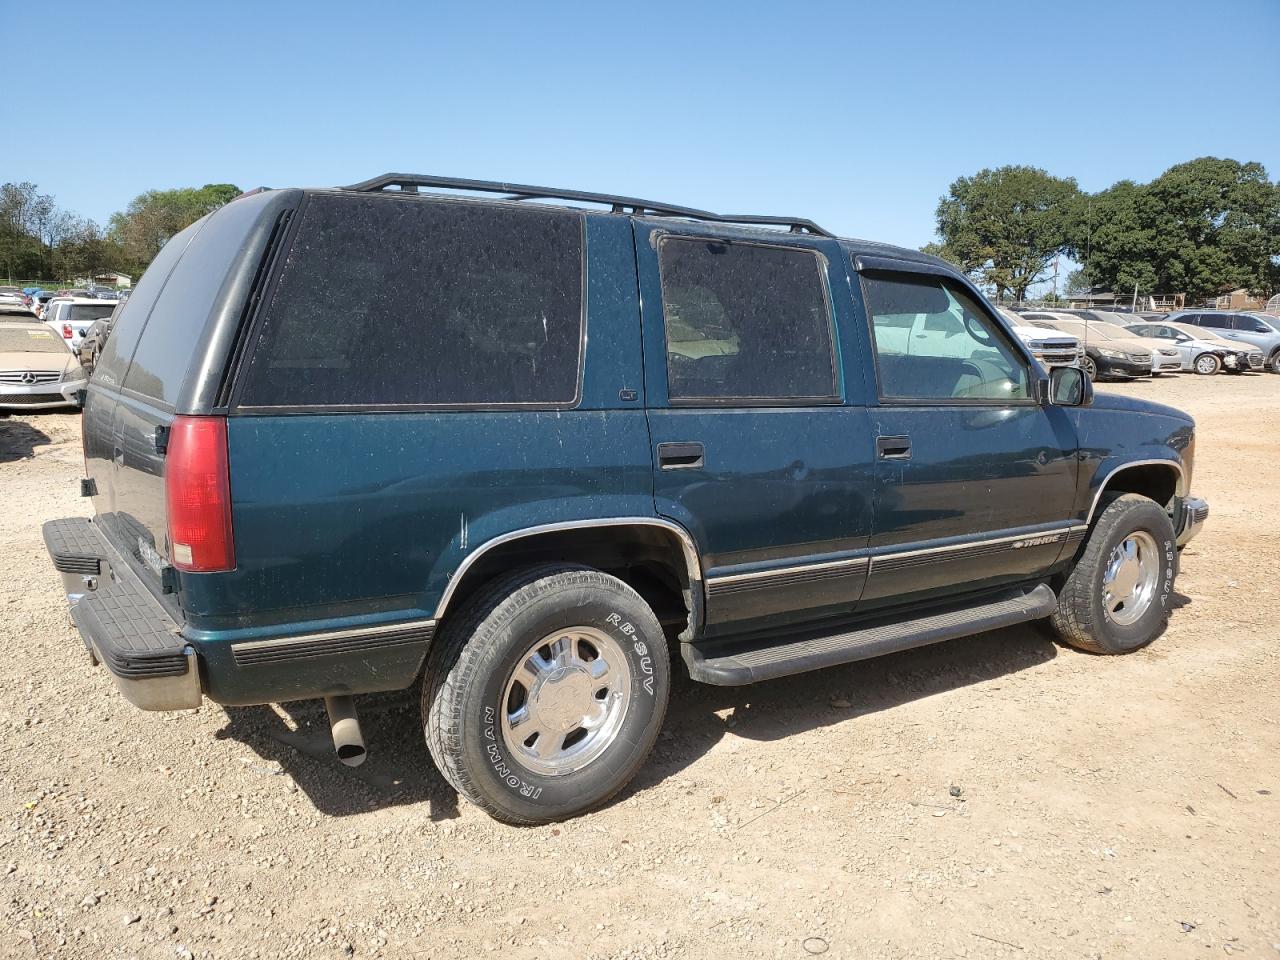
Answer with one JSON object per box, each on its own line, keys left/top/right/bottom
{"left": 1193, "top": 353, "right": 1221, "bottom": 375}
{"left": 1051, "top": 494, "right": 1177, "bottom": 655}
{"left": 1082, "top": 356, "right": 1098, "bottom": 381}
{"left": 423, "top": 564, "right": 670, "bottom": 824}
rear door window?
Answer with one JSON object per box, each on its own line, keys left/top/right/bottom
{"left": 1200, "top": 314, "right": 1231, "bottom": 329}
{"left": 656, "top": 237, "right": 837, "bottom": 402}
{"left": 237, "top": 194, "right": 585, "bottom": 408}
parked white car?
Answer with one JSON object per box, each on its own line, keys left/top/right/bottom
{"left": 42, "top": 297, "right": 117, "bottom": 353}
{"left": 995, "top": 308, "right": 1084, "bottom": 370}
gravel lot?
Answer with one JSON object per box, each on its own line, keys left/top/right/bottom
{"left": 1, "top": 373, "right": 1277, "bottom": 960}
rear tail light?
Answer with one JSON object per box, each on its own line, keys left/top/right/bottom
{"left": 165, "top": 416, "right": 235, "bottom": 572}
{"left": 62, "top": 324, "right": 73, "bottom": 338}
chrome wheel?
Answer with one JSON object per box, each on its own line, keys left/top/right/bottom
{"left": 500, "top": 627, "right": 631, "bottom": 777}
{"left": 1194, "top": 353, "right": 1220, "bottom": 375}
{"left": 1101, "top": 530, "right": 1160, "bottom": 626}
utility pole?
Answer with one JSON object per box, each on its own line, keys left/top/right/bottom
{"left": 1132, "top": 281, "right": 1139, "bottom": 312}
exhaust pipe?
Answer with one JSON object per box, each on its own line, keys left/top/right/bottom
{"left": 323, "top": 696, "right": 367, "bottom": 767}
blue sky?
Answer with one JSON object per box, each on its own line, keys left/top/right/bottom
{"left": 7, "top": 0, "right": 1278, "bottom": 265}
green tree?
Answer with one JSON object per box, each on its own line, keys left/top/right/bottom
{"left": 1071, "top": 158, "right": 1280, "bottom": 301}
{"left": 108, "top": 183, "right": 240, "bottom": 270}
{"left": 932, "top": 166, "right": 1082, "bottom": 302}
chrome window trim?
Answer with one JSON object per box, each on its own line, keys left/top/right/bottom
{"left": 1085, "top": 459, "right": 1186, "bottom": 525}
{"left": 433, "top": 517, "right": 702, "bottom": 620}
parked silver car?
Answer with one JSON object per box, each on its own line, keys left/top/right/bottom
{"left": 1124, "top": 320, "right": 1262, "bottom": 374}
{"left": 1168, "top": 311, "right": 1280, "bottom": 373}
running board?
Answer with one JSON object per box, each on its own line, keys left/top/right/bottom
{"left": 682, "top": 583, "right": 1057, "bottom": 686}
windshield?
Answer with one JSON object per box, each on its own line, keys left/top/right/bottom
{"left": 0, "top": 328, "right": 71, "bottom": 354}
{"left": 68, "top": 304, "right": 115, "bottom": 323}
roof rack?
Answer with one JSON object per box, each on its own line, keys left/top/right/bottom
{"left": 338, "top": 173, "right": 834, "bottom": 238}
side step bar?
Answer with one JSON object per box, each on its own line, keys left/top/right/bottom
{"left": 682, "top": 583, "right": 1057, "bottom": 686}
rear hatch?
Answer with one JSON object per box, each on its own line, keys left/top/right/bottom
{"left": 83, "top": 189, "right": 299, "bottom": 606}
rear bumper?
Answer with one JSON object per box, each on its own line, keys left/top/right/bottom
{"left": 0, "top": 378, "right": 86, "bottom": 410}
{"left": 42, "top": 518, "right": 201, "bottom": 711}
{"left": 1176, "top": 496, "right": 1209, "bottom": 547}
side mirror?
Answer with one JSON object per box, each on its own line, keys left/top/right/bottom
{"left": 1048, "top": 365, "right": 1092, "bottom": 407}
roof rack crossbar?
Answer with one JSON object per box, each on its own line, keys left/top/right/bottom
{"left": 338, "top": 173, "right": 833, "bottom": 237}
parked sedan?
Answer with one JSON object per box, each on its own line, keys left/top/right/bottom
{"left": 1168, "top": 311, "right": 1280, "bottom": 373}
{"left": 1020, "top": 312, "right": 1153, "bottom": 380}
{"left": 1124, "top": 320, "right": 1261, "bottom": 374}
{"left": 0, "top": 322, "right": 88, "bottom": 412}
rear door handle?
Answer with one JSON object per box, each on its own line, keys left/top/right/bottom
{"left": 876, "top": 436, "right": 912, "bottom": 460}
{"left": 657, "top": 441, "right": 705, "bottom": 470}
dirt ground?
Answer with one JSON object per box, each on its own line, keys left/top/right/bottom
{"left": 0, "top": 373, "right": 1276, "bottom": 960}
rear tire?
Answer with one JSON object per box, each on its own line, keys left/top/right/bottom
{"left": 1269, "top": 351, "right": 1280, "bottom": 374}
{"left": 422, "top": 564, "right": 670, "bottom": 824}
{"left": 1051, "top": 494, "right": 1177, "bottom": 655}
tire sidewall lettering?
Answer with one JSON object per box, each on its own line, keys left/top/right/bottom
{"left": 476, "top": 600, "right": 665, "bottom": 801}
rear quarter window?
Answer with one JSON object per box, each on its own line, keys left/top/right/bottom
{"left": 92, "top": 221, "right": 201, "bottom": 389}
{"left": 123, "top": 195, "right": 278, "bottom": 407}
{"left": 236, "top": 194, "right": 585, "bottom": 408}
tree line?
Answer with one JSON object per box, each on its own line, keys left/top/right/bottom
{"left": 0, "top": 182, "right": 240, "bottom": 284}
{"left": 923, "top": 157, "right": 1280, "bottom": 303}
{"left": 7, "top": 160, "right": 1277, "bottom": 303}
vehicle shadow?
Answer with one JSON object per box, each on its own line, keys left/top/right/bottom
{"left": 215, "top": 692, "right": 461, "bottom": 821}
{"left": 0, "top": 418, "right": 51, "bottom": 462}
{"left": 212, "top": 618, "right": 1152, "bottom": 822}
{"left": 215, "top": 624, "right": 1061, "bottom": 822}
{"left": 626, "top": 621, "right": 1062, "bottom": 797}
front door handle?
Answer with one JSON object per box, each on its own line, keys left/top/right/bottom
{"left": 657, "top": 441, "right": 705, "bottom": 470}
{"left": 876, "top": 435, "right": 912, "bottom": 460}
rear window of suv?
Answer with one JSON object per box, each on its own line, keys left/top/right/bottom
{"left": 236, "top": 194, "right": 585, "bottom": 408}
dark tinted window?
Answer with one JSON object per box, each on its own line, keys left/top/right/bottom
{"left": 1199, "top": 314, "right": 1231, "bottom": 329}
{"left": 69, "top": 304, "right": 114, "bottom": 323}
{"left": 238, "top": 195, "right": 584, "bottom": 407}
{"left": 862, "top": 272, "right": 1030, "bottom": 401}
{"left": 1235, "top": 314, "right": 1275, "bottom": 333}
{"left": 657, "top": 238, "right": 835, "bottom": 401}
{"left": 92, "top": 220, "right": 201, "bottom": 389}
